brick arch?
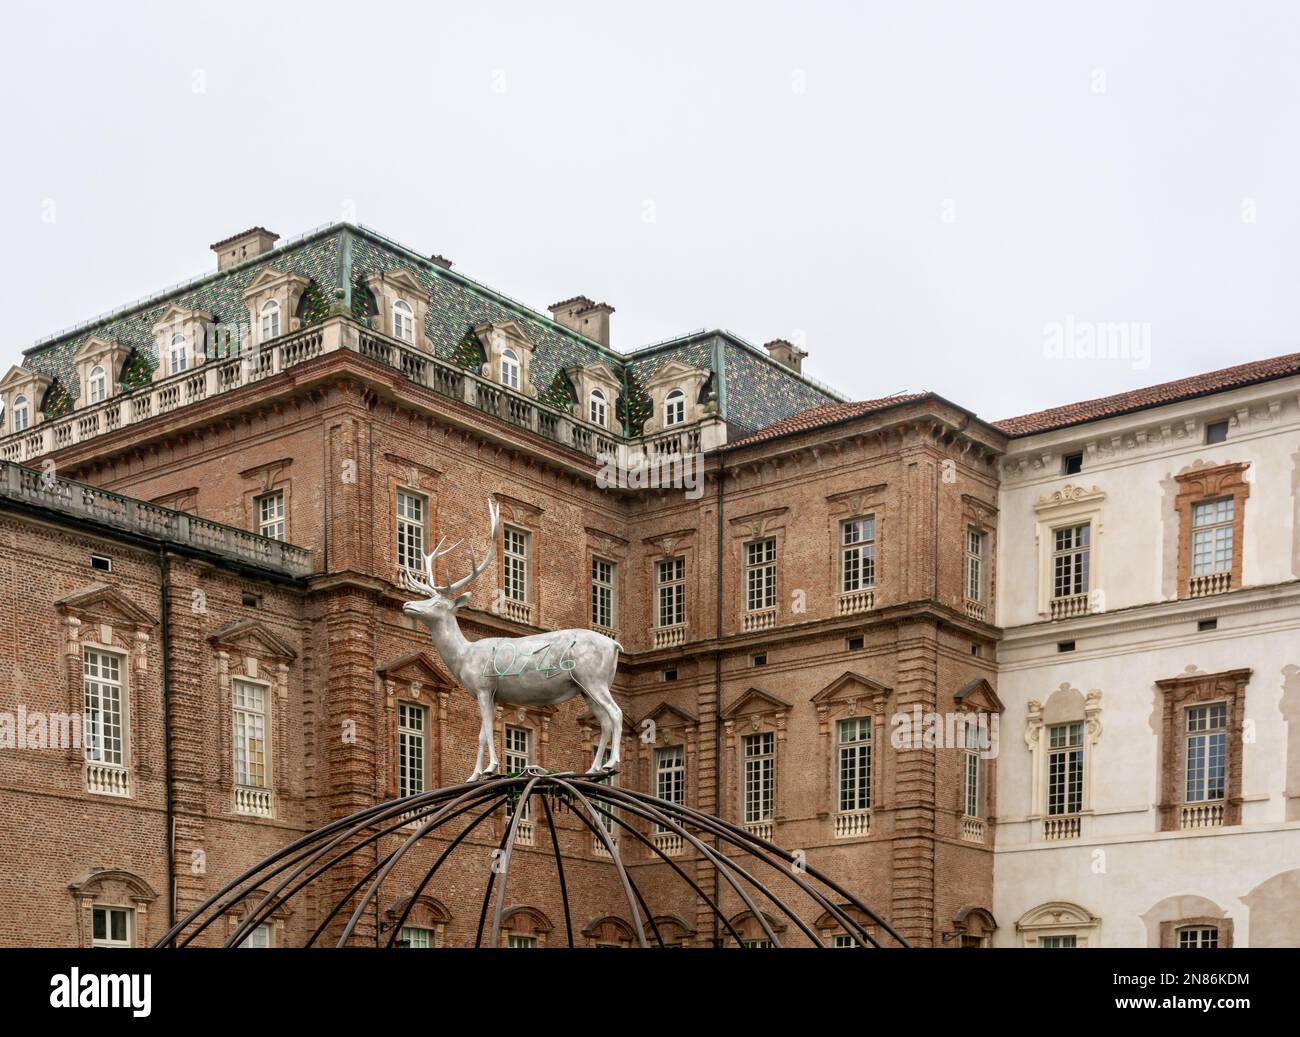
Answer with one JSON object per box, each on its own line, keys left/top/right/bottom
{"left": 581, "top": 914, "right": 636, "bottom": 947}
{"left": 499, "top": 905, "right": 553, "bottom": 947}
{"left": 68, "top": 868, "right": 158, "bottom": 948}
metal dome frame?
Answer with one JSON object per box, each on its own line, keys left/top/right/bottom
{"left": 156, "top": 769, "right": 909, "bottom": 948}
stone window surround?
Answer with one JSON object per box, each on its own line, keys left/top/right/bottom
{"left": 644, "top": 531, "right": 696, "bottom": 636}
{"left": 385, "top": 894, "right": 452, "bottom": 947}
{"left": 825, "top": 486, "right": 888, "bottom": 607}
{"left": 1032, "top": 483, "right": 1106, "bottom": 617}
{"left": 1024, "top": 684, "right": 1103, "bottom": 823}
{"left": 499, "top": 906, "right": 553, "bottom": 947}
{"left": 722, "top": 688, "right": 790, "bottom": 827}
{"left": 569, "top": 362, "right": 622, "bottom": 428}
{"left": 961, "top": 493, "right": 998, "bottom": 610}
{"left": 377, "top": 653, "right": 455, "bottom": 798}
{"left": 241, "top": 268, "right": 311, "bottom": 348}
{"left": 729, "top": 508, "right": 788, "bottom": 623}
{"left": 635, "top": 702, "right": 700, "bottom": 814}
{"left": 365, "top": 268, "right": 431, "bottom": 352}
{"left": 240, "top": 458, "right": 293, "bottom": 542}
{"left": 1173, "top": 461, "right": 1251, "bottom": 596}
{"left": 1154, "top": 667, "right": 1250, "bottom": 831}
{"left": 586, "top": 527, "right": 628, "bottom": 635}
{"left": 151, "top": 305, "right": 213, "bottom": 383}
{"left": 640, "top": 360, "right": 711, "bottom": 435}
{"left": 1016, "top": 900, "right": 1101, "bottom": 947}
{"left": 1161, "top": 917, "right": 1234, "bottom": 948}
{"left": 72, "top": 336, "right": 132, "bottom": 410}
{"left": 811, "top": 672, "right": 892, "bottom": 837}
{"left": 473, "top": 320, "right": 538, "bottom": 398}
{"left": 496, "top": 496, "right": 543, "bottom": 620}
{"left": 0, "top": 364, "right": 53, "bottom": 430}
{"left": 68, "top": 869, "right": 158, "bottom": 949}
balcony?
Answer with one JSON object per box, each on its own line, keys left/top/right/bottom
{"left": 743, "top": 608, "right": 777, "bottom": 633}
{"left": 593, "top": 624, "right": 618, "bottom": 641}
{"left": 1188, "top": 572, "right": 1232, "bottom": 598}
{"left": 653, "top": 830, "right": 684, "bottom": 857}
{"left": 593, "top": 833, "right": 614, "bottom": 857}
{"left": 85, "top": 762, "right": 130, "bottom": 797}
{"left": 834, "top": 810, "right": 871, "bottom": 838}
{"left": 502, "top": 599, "right": 533, "bottom": 625}
{"left": 964, "top": 599, "right": 988, "bottom": 622}
{"left": 742, "top": 819, "right": 774, "bottom": 841}
{"left": 960, "top": 816, "right": 986, "bottom": 843}
{"left": 234, "top": 786, "right": 274, "bottom": 818}
{"left": 512, "top": 817, "right": 535, "bottom": 846}
{"left": 653, "top": 624, "right": 686, "bottom": 649}
{"left": 836, "top": 588, "right": 875, "bottom": 616}
{"left": 1043, "top": 815, "right": 1081, "bottom": 840}
{"left": 1049, "top": 592, "right": 1090, "bottom": 620}
{"left": 1180, "top": 802, "right": 1225, "bottom": 830}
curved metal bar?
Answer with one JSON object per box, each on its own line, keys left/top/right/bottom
{"left": 537, "top": 791, "right": 574, "bottom": 948}
{"left": 475, "top": 795, "right": 517, "bottom": 948}
{"left": 487, "top": 774, "right": 545, "bottom": 948}
{"left": 562, "top": 798, "right": 664, "bottom": 947}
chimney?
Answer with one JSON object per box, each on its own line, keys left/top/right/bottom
{"left": 210, "top": 226, "right": 279, "bottom": 271}
{"left": 549, "top": 296, "right": 614, "bottom": 347}
{"left": 764, "top": 338, "right": 807, "bottom": 374}
{"left": 430, "top": 254, "right": 453, "bottom": 270}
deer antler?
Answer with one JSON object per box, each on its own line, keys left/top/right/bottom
{"left": 440, "top": 499, "right": 500, "bottom": 596}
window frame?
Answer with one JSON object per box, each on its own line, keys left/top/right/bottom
{"left": 589, "top": 388, "right": 607, "bottom": 427}
{"left": 500, "top": 348, "right": 521, "bottom": 391}
{"left": 654, "top": 744, "right": 685, "bottom": 832}
{"left": 1046, "top": 720, "right": 1084, "bottom": 817}
{"left": 965, "top": 526, "right": 987, "bottom": 603}
{"left": 741, "top": 731, "right": 775, "bottom": 824}
{"left": 169, "top": 333, "right": 188, "bottom": 374}
{"left": 397, "top": 701, "right": 429, "bottom": 799}
{"left": 664, "top": 388, "right": 686, "bottom": 427}
{"left": 83, "top": 646, "right": 128, "bottom": 772}
{"left": 396, "top": 489, "right": 428, "bottom": 575}
{"left": 1051, "top": 522, "right": 1091, "bottom": 600}
{"left": 590, "top": 555, "right": 616, "bottom": 630}
{"left": 837, "top": 717, "right": 872, "bottom": 814}
{"left": 392, "top": 299, "right": 415, "bottom": 343}
{"left": 232, "top": 676, "right": 271, "bottom": 791}
{"left": 256, "top": 489, "right": 286, "bottom": 541}
{"left": 88, "top": 365, "right": 108, "bottom": 404}
{"left": 12, "top": 394, "right": 29, "bottom": 431}
{"left": 260, "top": 299, "right": 281, "bottom": 342}
{"left": 744, "top": 537, "right": 777, "bottom": 613}
{"left": 503, "top": 525, "right": 531, "bottom": 604}
{"left": 91, "top": 905, "right": 134, "bottom": 948}
{"left": 656, "top": 557, "right": 686, "bottom": 628}
{"left": 840, "top": 517, "right": 876, "bottom": 593}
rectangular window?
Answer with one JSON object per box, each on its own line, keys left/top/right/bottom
{"left": 1052, "top": 524, "right": 1090, "bottom": 599}
{"left": 837, "top": 718, "right": 872, "bottom": 813}
{"left": 91, "top": 906, "right": 133, "bottom": 948}
{"left": 233, "top": 679, "right": 268, "bottom": 789}
{"left": 1185, "top": 703, "right": 1227, "bottom": 803}
{"left": 504, "top": 527, "right": 530, "bottom": 603}
{"left": 742, "top": 732, "right": 775, "bottom": 824}
{"left": 963, "top": 720, "right": 982, "bottom": 818}
{"left": 239, "top": 923, "right": 272, "bottom": 948}
{"left": 745, "top": 538, "right": 777, "bottom": 612}
{"left": 841, "top": 517, "right": 876, "bottom": 592}
{"left": 591, "top": 557, "right": 615, "bottom": 630}
{"left": 402, "top": 926, "right": 432, "bottom": 948}
{"left": 833, "top": 934, "right": 857, "bottom": 948}
{"left": 1178, "top": 927, "right": 1219, "bottom": 949}
{"left": 965, "top": 527, "right": 986, "bottom": 602}
{"left": 1204, "top": 420, "right": 1229, "bottom": 445}
{"left": 505, "top": 725, "right": 531, "bottom": 821}
{"left": 257, "top": 490, "right": 285, "bottom": 541}
{"left": 396, "top": 491, "right": 426, "bottom": 573}
{"left": 656, "top": 557, "right": 685, "bottom": 627}
{"left": 398, "top": 702, "right": 428, "bottom": 798}
{"left": 1047, "top": 721, "right": 1084, "bottom": 816}
{"left": 507, "top": 935, "right": 537, "bottom": 948}
{"left": 1040, "top": 935, "right": 1078, "bottom": 949}
{"left": 83, "top": 649, "right": 125, "bottom": 768}
{"left": 655, "top": 745, "right": 684, "bottom": 833}
{"left": 1191, "top": 498, "right": 1234, "bottom": 577}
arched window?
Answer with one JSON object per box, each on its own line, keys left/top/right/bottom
{"left": 169, "top": 333, "right": 188, "bottom": 374}
{"left": 12, "top": 394, "right": 29, "bottom": 431}
{"left": 500, "top": 348, "right": 520, "bottom": 391}
{"left": 393, "top": 300, "right": 414, "bottom": 343}
{"left": 260, "top": 300, "right": 281, "bottom": 342}
{"left": 664, "top": 389, "right": 686, "bottom": 427}
{"left": 88, "top": 366, "right": 107, "bottom": 404}
{"left": 589, "top": 388, "right": 607, "bottom": 427}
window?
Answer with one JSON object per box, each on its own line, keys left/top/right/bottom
{"left": 591, "top": 557, "right": 615, "bottom": 630}
{"left": 233, "top": 679, "right": 268, "bottom": 789}
{"left": 664, "top": 389, "right": 686, "bottom": 427}
{"left": 84, "top": 649, "right": 125, "bottom": 770}
{"left": 965, "top": 527, "right": 986, "bottom": 602}
{"left": 88, "top": 365, "right": 108, "bottom": 404}
{"left": 745, "top": 538, "right": 776, "bottom": 613}
{"left": 750, "top": 653, "right": 767, "bottom": 667}
{"left": 832, "top": 935, "right": 857, "bottom": 948}
{"left": 655, "top": 745, "right": 684, "bottom": 832}
{"left": 12, "top": 394, "right": 29, "bottom": 431}
{"left": 841, "top": 518, "right": 876, "bottom": 592}
{"left": 1047, "top": 722, "right": 1084, "bottom": 816}
{"left": 91, "top": 906, "right": 132, "bottom": 948}
{"left": 260, "top": 300, "right": 281, "bottom": 342}
{"left": 398, "top": 702, "right": 428, "bottom": 798}
{"left": 1205, "top": 420, "right": 1229, "bottom": 445}
{"left": 589, "top": 388, "right": 607, "bottom": 427}
{"left": 1039, "top": 935, "right": 1078, "bottom": 949}
{"left": 742, "top": 732, "right": 775, "bottom": 824}
{"left": 1061, "top": 452, "right": 1083, "bottom": 475}
{"left": 504, "top": 726, "right": 531, "bottom": 822}
{"left": 1191, "top": 498, "right": 1234, "bottom": 577}
{"left": 962, "top": 719, "right": 982, "bottom": 818}
{"left": 1185, "top": 703, "right": 1227, "bottom": 803}
{"left": 500, "top": 348, "right": 520, "bottom": 390}
{"left": 846, "top": 635, "right": 865, "bottom": 651}
{"left": 1198, "top": 618, "right": 1218, "bottom": 632}
{"left": 169, "top": 333, "right": 188, "bottom": 374}
{"left": 837, "top": 718, "right": 871, "bottom": 813}
{"left": 241, "top": 592, "right": 262, "bottom": 608}
{"left": 1057, "top": 641, "right": 1076, "bottom": 653}
{"left": 396, "top": 491, "right": 426, "bottom": 574}
{"left": 1177, "top": 926, "right": 1219, "bottom": 949}
{"left": 657, "top": 557, "right": 685, "bottom": 628}
{"left": 507, "top": 935, "right": 537, "bottom": 948}
{"left": 504, "top": 527, "right": 530, "bottom": 603}
{"left": 1052, "top": 524, "right": 1090, "bottom": 599}
{"left": 393, "top": 300, "right": 414, "bottom": 342}
{"left": 257, "top": 491, "right": 285, "bottom": 541}
{"left": 91, "top": 554, "right": 112, "bottom": 572}
{"left": 744, "top": 939, "right": 773, "bottom": 948}
{"left": 401, "top": 926, "right": 432, "bottom": 948}
{"left": 660, "top": 668, "right": 677, "bottom": 682}
{"left": 239, "top": 923, "right": 272, "bottom": 948}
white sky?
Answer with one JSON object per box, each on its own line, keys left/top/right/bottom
{"left": 2, "top": 0, "right": 1297, "bottom": 422}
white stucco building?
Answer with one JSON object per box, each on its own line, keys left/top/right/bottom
{"left": 991, "top": 357, "right": 1300, "bottom": 946}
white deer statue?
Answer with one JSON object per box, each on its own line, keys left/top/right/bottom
{"left": 402, "top": 500, "right": 625, "bottom": 781}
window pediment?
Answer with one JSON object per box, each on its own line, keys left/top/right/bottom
{"left": 811, "top": 671, "right": 892, "bottom": 714}
{"left": 1033, "top": 483, "right": 1105, "bottom": 514}
{"left": 1017, "top": 901, "right": 1098, "bottom": 933}
{"left": 55, "top": 584, "right": 157, "bottom": 629}
{"left": 953, "top": 677, "right": 1004, "bottom": 713}
{"left": 723, "top": 686, "right": 791, "bottom": 723}
{"left": 641, "top": 360, "right": 711, "bottom": 433}
{"left": 474, "top": 321, "right": 536, "bottom": 396}
{"left": 206, "top": 618, "right": 297, "bottom": 662}
{"left": 376, "top": 651, "right": 455, "bottom": 693}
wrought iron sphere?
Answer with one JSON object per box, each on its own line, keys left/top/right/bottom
{"left": 156, "top": 770, "right": 909, "bottom": 949}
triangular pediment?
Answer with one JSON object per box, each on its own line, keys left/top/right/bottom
{"left": 55, "top": 584, "right": 157, "bottom": 628}
{"left": 953, "top": 677, "right": 1004, "bottom": 713}
{"left": 241, "top": 267, "right": 309, "bottom": 299}
{"left": 152, "top": 303, "right": 213, "bottom": 333}
{"left": 575, "top": 708, "right": 638, "bottom": 738}
{"left": 367, "top": 266, "right": 429, "bottom": 301}
{"left": 644, "top": 359, "right": 708, "bottom": 391}
{"left": 810, "top": 671, "right": 892, "bottom": 706}
{"left": 376, "top": 651, "right": 455, "bottom": 689}
{"left": 73, "top": 336, "right": 128, "bottom": 364}
{"left": 638, "top": 701, "right": 699, "bottom": 729}
{"left": 1, "top": 364, "right": 51, "bottom": 391}
{"left": 206, "top": 618, "right": 297, "bottom": 661}
{"left": 474, "top": 319, "right": 534, "bottom": 353}
{"left": 722, "top": 686, "right": 791, "bottom": 720}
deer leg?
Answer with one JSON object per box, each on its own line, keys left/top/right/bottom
{"left": 480, "top": 697, "right": 499, "bottom": 775}
{"left": 574, "top": 678, "right": 612, "bottom": 772}
{"left": 586, "top": 683, "right": 623, "bottom": 771}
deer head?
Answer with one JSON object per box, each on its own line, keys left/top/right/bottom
{"left": 402, "top": 500, "right": 501, "bottom": 622}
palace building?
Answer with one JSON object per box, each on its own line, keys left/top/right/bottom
{"left": 0, "top": 222, "right": 1296, "bottom": 947}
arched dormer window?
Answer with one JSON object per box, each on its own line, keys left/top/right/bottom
{"left": 393, "top": 300, "right": 414, "bottom": 343}
{"left": 589, "top": 388, "right": 607, "bottom": 427}
{"left": 12, "top": 394, "right": 29, "bottom": 431}
{"left": 500, "top": 348, "right": 521, "bottom": 391}
{"left": 260, "top": 300, "right": 281, "bottom": 342}
{"left": 169, "top": 334, "right": 188, "bottom": 375}
{"left": 88, "top": 366, "right": 107, "bottom": 404}
{"left": 664, "top": 388, "right": 686, "bottom": 427}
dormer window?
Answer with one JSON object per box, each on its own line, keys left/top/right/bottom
{"left": 393, "top": 300, "right": 414, "bottom": 343}
{"left": 260, "top": 300, "right": 281, "bottom": 342}
{"left": 501, "top": 348, "right": 521, "bottom": 391}
{"left": 88, "top": 366, "right": 107, "bottom": 404}
{"left": 12, "top": 395, "right": 29, "bottom": 431}
{"left": 664, "top": 388, "right": 686, "bottom": 427}
{"left": 169, "top": 334, "right": 188, "bottom": 375}
{"left": 589, "top": 388, "right": 607, "bottom": 427}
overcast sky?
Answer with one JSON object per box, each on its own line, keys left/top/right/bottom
{"left": 2, "top": 1, "right": 1297, "bottom": 422}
